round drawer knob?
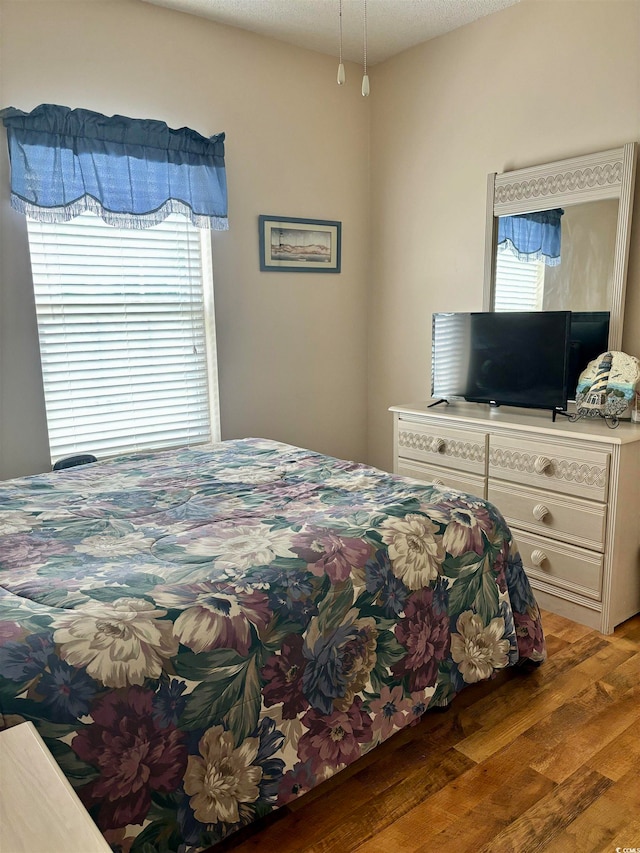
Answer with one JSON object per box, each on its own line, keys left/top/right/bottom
{"left": 533, "top": 503, "right": 550, "bottom": 522}
{"left": 432, "top": 478, "right": 444, "bottom": 486}
{"left": 534, "top": 455, "right": 552, "bottom": 474}
{"left": 531, "top": 549, "right": 547, "bottom": 567}
{"left": 433, "top": 438, "right": 446, "bottom": 453}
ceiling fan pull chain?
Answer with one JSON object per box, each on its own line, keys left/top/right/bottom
{"left": 337, "top": 0, "right": 346, "bottom": 85}
{"left": 362, "top": 0, "right": 370, "bottom": 96}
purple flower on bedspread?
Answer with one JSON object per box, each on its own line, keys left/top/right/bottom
{"left": 37, "top": 655, "right": 98, "bottom": 722}
{"left": 73, "top": 687, "right": 187, "bottom": 830}
{"left": 153, "top": 583, "right": 271, "bottom": 655}
{"left": 302, "top": 612, "right": 378, "bottom": 715}
{"left": 409, "top": 692, "right": 430, "bottom": 719}
{"left": 291, "top": 527, "right": 371, "bottom": 584}
{"left": 514, "top": 610, "right": 545, "bottom": 660}
{"left": 368, "top": 684, "right": 413, "bottom": 739}
{"left": 152, "top": 678, "right": 188, "bottom": 728}
{"left": 53, "top": 598, "right": 177, "bottom": 689}
{"left": 298, "top": 696, "right": 372, "bottom": 771}
{"left": 392, "top": 588, "right": 450, "bottom": 692}
{"left": 261, "top": 633, "right": 309, "bottom": 718}
{"left": 277, "top": 759, "right": 315, "bottom": 805}
{"left": 0, "top": 533, "right": 72, "bottom": 570}
{"left": 0, "top": 631, "right": 54, "bottom": 681}
{"left": 0, "top": 621, "right": 22, "bottom": 644}
{"left": 493, "top": 543, "right": 509, "bottom": 594}
{"left": 427, "top": 499, "right": 493, "bottom": 556}
{"left": 365, "top": 550, "right": 409, "bottom": 617}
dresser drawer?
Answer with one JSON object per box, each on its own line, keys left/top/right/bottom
{"left": 515, "top": 530, "right": 603, "bottom": 600}
{"left": 489, "top": 434, "right": 610, "bottom": 502}
{"left": 397, "top": 459, "right": 486, "bottom": 498}
{"left": 488, "top": 481, "right": 606, "bottom": 552}
{"left": 397, "top": 419, "right": 486, "bottom": 476}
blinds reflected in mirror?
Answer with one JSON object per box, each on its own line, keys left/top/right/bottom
{"left": 494, "top": 247, "right": 545, "bottom": 311}
{"left": 431, "top": 313, "right": 471, "bottom": 399}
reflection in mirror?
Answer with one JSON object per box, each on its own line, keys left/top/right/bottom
{"left": 483, "top": 143, "right": 637, "bottom": 351}
{"left": 494, "top": 199, "right": 618, "bottom": 313}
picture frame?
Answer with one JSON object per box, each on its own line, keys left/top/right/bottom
{"left": 258, "top": 215, "right": 341, "bottom": 273}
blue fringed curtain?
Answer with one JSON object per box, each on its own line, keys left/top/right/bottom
{"left": 0, "top": 104, "right": 228, "bottom": 230}
{"left": 497, "top": 209, "right": 563, "bottom": 266}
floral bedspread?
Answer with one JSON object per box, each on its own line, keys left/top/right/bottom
{"left": 0, "top": 438, "right": 545, "bottom": 852}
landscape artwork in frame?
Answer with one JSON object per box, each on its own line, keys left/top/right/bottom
{"left": 259, "top": 215, "right": 341, "bottom": 272}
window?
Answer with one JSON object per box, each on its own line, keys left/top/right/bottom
{"left": 27, "top": 212, "right": 220, "bottom": 462}
{"left": 493, "top": 247, "right": 545, "bottom": 312}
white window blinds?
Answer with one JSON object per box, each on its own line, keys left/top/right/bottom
{"left": 27, "top": 212, "right": 220, "bottom": 462}
{"left": 494, "top": 247, "right": 545, "bottom": 311}
{"left": 431, "top": 312, "right": 471, "bottom": 399}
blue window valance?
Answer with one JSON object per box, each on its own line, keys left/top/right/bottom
{"left": 497, "top": 208, "right": 563, "bottom": 266}
{"left": 0, "top": 104, "right": 228, "bottom": 230}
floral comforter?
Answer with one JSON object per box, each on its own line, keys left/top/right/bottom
{"left": 0, "top": 438, "right": 545, "bottom": 852}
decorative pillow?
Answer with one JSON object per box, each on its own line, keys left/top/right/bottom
{"left": 575, "top": 351, "right": 640, "bottom": 420}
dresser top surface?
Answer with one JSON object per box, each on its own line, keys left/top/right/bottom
{"left": 391, "top": 401, "right": 640, "bottom": 446}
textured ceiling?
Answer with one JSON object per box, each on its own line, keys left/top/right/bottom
{"left": 141, "top": 0, "right": 522, "bottom": 65}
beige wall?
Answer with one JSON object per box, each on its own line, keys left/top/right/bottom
{"left": 2, "top": 0, "right": 639, "bottom": 480}
{"left": 0, "top": 0, "right": 370, "bottom": 478}
{"left": 368, "top": 0, "right": 640, "bottom": 469}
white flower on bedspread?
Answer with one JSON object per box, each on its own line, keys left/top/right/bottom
{"left": 75, "top": 531, "right": 153, "bottom": 558}
{"left": 450, "top": 610, "right": 510, "bottom": 683}
{"left": 378, "top": 514, "right": 445, "bottom": 590}
{"left": 178, "top": 522, "right": 293, "bottom": 571}
{"left": 214, "top": 466, "right": 284, "bottom": 484}
{"left": 323, "top": 474, "right": 382, "bottom": 491}
{"left": 184, "top": 726, "right": 262, "bottom": 824}
{"left": 53, "top": 598, "right": 177, "bottom": 688}
{"left": 0, "top": 511, "right": 39, "bottom": 535}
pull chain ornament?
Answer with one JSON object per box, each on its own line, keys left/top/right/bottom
{"left": 337, "top": 0, "right": 346, "bottom": 85}
{"left": 362, "top": 0, "right": 369, "bottom": 96}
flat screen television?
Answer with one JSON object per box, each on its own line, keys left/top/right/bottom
{"left": 431, "top": 311, "right": 572, "bottom": 411}
{"left": 567, "top": 311, "right": 610, "bottom": 400}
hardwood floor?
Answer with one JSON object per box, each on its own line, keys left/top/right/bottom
{"left": 218, "top": 610, "right": 640, "bottom": 853}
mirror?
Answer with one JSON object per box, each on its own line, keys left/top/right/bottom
{"left": 483, "top": 144, "right": 637, "bottom": 351}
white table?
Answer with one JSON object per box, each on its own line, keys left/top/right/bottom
{"left": 0, "top": 722, "right": 110, "bottom": 853}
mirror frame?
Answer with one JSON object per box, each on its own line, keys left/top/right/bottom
{"left": 483, "top": 143, "right": 637, "bottom": 351}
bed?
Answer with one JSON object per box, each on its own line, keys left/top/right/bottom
{"left": 0, "top": 438, "right": 545, "bottom": 852}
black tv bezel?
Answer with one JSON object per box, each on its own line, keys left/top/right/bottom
{"left": 431, "top": 310, "right": 573, "bottom": 413}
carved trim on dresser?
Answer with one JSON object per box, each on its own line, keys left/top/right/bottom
{"left": 398, "top": 429, "right": 485, "bottom": 463}
{"left": 489, "top": 448, "right": 607, "bottom": 489}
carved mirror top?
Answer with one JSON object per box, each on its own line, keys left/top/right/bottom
{"left": 493, "top": 147, "right": 631, "bottom": 215}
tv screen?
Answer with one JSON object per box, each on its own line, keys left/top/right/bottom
{"left": 567, "top": 311, "right": 610, "bottom": 400}
{"left": 432, "top": 311, "right": 572, "bottom": 411}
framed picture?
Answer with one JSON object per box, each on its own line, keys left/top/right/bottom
{"left": 259, "top": 215, "right": 341, "bottom": 273}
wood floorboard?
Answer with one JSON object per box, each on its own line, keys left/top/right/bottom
{"left": 215, "top": 611, "right": 640, "bottom": 853}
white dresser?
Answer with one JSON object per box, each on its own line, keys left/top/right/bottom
{"left": 390, "top": 402, "right": 640, "bottom": 634}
